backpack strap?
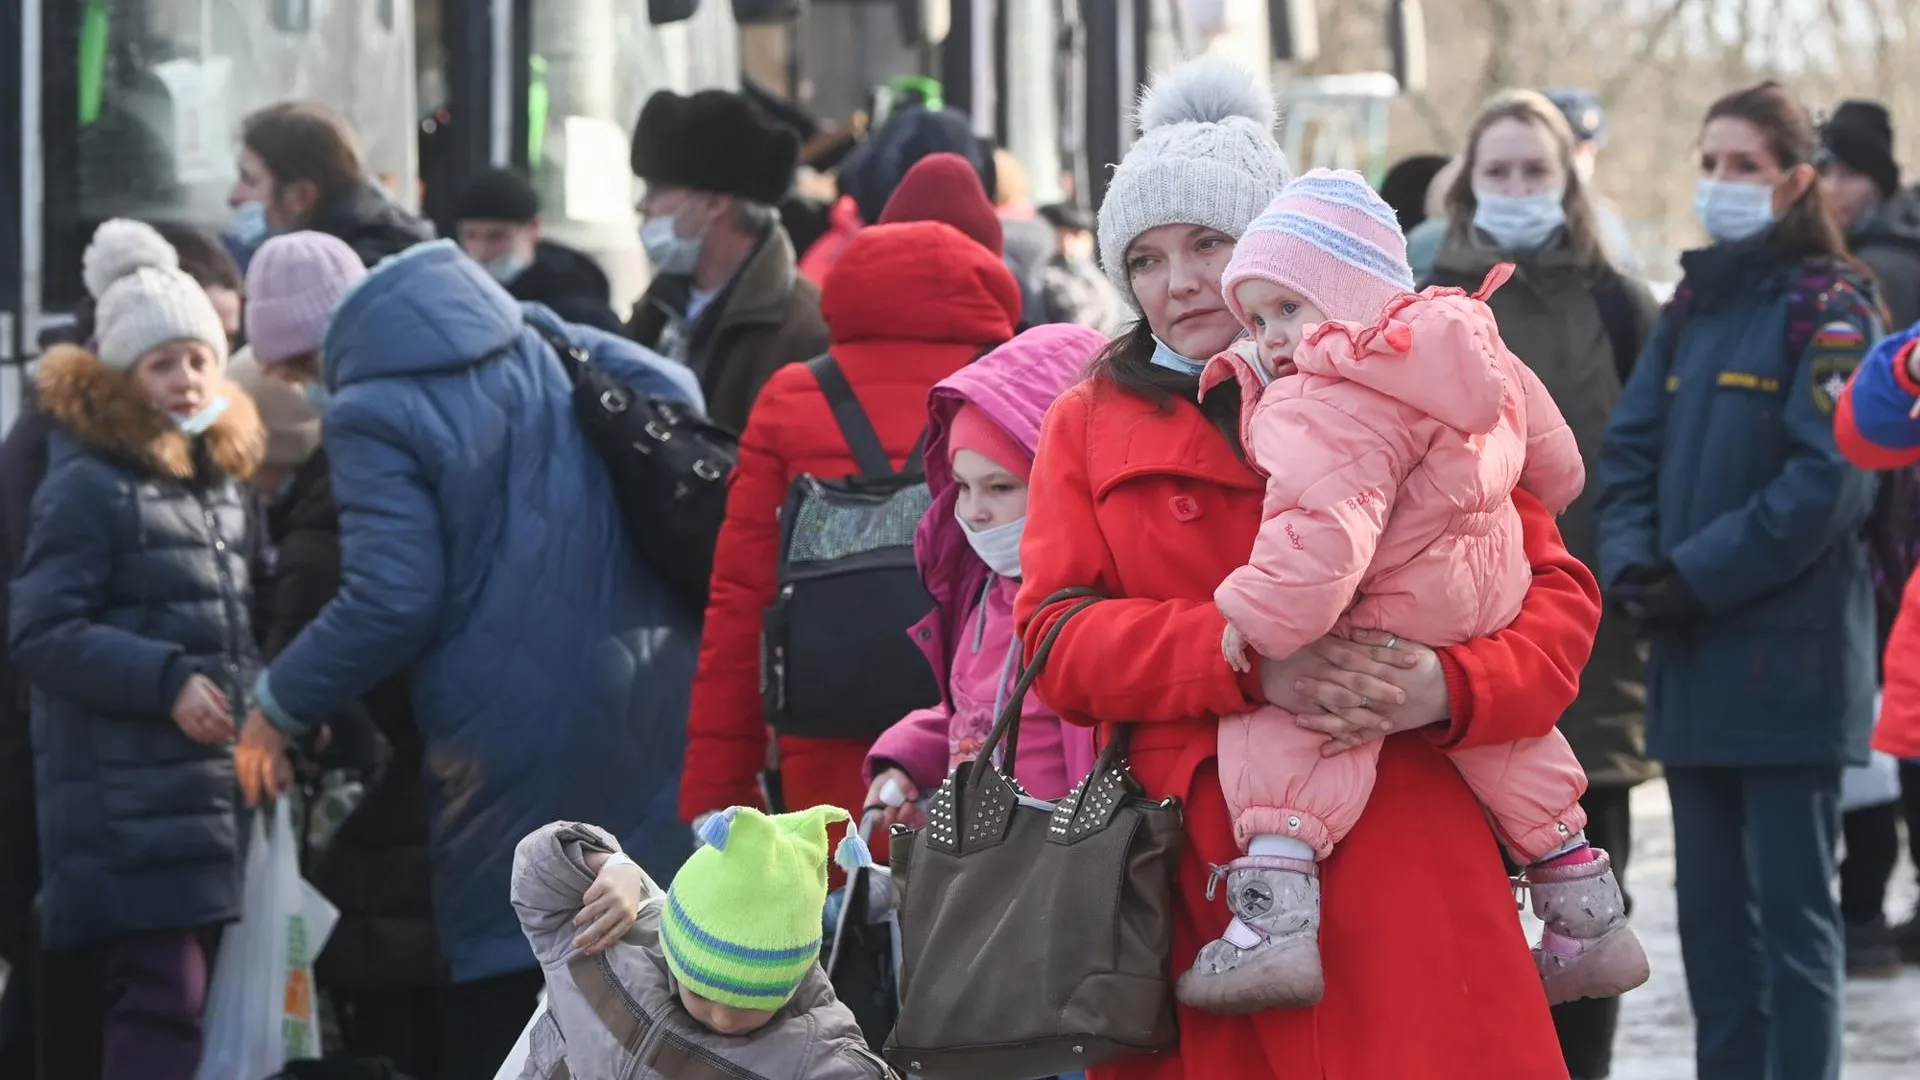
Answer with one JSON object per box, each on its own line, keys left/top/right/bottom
{"left": 529, "top": 316, "right": 590, "bottom": 384}
{"left": 809, "top": 354, "right": 923, "bottom": 480}
{"left": 1588, "top": 270, "right": 1644, "bottom": 385}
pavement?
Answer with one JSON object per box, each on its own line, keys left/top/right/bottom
{"left": 1573, "top": 780, "right": 1920, "bottom": 1079}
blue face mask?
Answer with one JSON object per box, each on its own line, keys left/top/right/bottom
{"left": 1695, "top": 179, "right": 1778, "bottom": 244}
{"left": 306, "top": 380, "right": 333, "bottom": 413}
{"left": 229, "top": 202, "right": 270, "bottom": 249}
{"left": 1148, "top": 335, "right": 1207, "bottom": 376}
{"left": 172, "top": 395, "right": 230, "bottom": 436}
{"left": 1472, "top": 191, "right": 1567, "bottom": 251}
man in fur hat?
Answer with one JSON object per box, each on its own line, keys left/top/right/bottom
{"left": 624, "top": 88, "right": 829, "bottom": 432}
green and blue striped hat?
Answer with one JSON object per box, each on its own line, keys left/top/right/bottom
{"left": 661, "top": 805, "right": 871, "bottom": 1011}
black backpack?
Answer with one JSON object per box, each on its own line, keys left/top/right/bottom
{"left": 761, "top": 355, "right": 941, "bottom": 740}
{"left": 535, "top": 317, "right": 737, "bottom": 614}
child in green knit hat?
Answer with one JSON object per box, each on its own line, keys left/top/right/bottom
{"left": 510, "top": 805, "right": 897, "bottom": 1079}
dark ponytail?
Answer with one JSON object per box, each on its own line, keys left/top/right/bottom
{"left": 1088, "top": 320, "right": 1245, "bottom": 456}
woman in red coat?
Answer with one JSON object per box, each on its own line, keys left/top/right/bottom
{"left": 1014, "top": 59, "right": 1597, "bottom": 1078}
{"left": 680, "top": 214, "right": 1022, "bottom": 845}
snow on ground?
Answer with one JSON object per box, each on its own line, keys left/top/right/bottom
{"left": 1572, "top": 780, "right": 1920, "bottom": 1079}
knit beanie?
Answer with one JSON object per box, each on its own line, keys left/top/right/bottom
{"left": 948, "top": 402, "right": 1031, "bottom": 482}
{"left": 662, "top": 805, "right": 872, "bottom": 1011}
{"left": 227, "top": 348, "right": 321, "bottom": 467}
{"left": 878, "top": 152, "right": 1005, "bottom": 256}
{"left": 245, "top": 232, "right": 366, "bottom": 365}
{"left": 455, "top": 167, "right": 540, "bottom": 224}
{"left": 83, "top": 219, "right": 231, "bottom": 373}
{"left": 1097, "top": 58, "right": 1292, "bottom": 298}
{"left": 1822, "top": 100, "right": 1900, "bottom": 198}
{"left": 1222, "top": 170, "right": 1415, "bottom": 327}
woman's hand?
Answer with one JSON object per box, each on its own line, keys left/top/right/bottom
{"left": 171, "top": 674, "right": 234, "bottom": 745}
{"left": 235, "top": 709, "right": 293, "bottom": 807}
{"left": 576, "top": 852, "right": 646, "bottom": 954}
{"left": 1262, "top": 628, "right": 1450, "bottom": 756}
{"left": 864, "top": 768, "right": 926, "bottom": 831}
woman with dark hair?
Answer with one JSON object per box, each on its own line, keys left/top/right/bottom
{"left": 1014, "top": 57, "right": 1600, "bottom": 1078}
{"left": 1595, "top": 81, "right": 1881, "bottom": 1080}
{"left": 228, "top": 101, "right": 433, "bottom": 267}
{"left": 1425, "top": 88, "right": 1662, "bottom": 1080}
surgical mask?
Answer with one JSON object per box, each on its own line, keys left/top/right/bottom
{"left": 480, "top": 252, "right": 531, "bottom": 284}
{"left": 1695, "top": 179, "right": 1778, "bottom": 244}
{"left": 172, "top": 395, "right": 230, "bottom": 436}
{"left": 1148, "top": 335, "right": 1207, "bottom": 377}
{"left": 640, "top": 202, "right": 708, "bottom": 275}
{"left": 229, "top": 202, "right": 270, "bottom": 248}
{"left": 956, "top": 506, "right": 1026, "bottom": 578}
{"left": 306, "top": 380, "right": 332, "bottom": 413}
{"left": 1472, "top": 191, "right": 1567, "bottom": 251}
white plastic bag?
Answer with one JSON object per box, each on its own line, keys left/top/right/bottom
{"left": 1843, "top": 693, "right": 1905, "bottom": 813}
{"left": 195, "top": 799, "right": 338, "bottom": 1080}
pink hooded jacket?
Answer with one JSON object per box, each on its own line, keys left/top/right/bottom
{"left": 864, "top": 325, "right": 1105, "bottom": 800}
{"left": 1202, "top": 265, "right": 1585, "bottom": 659}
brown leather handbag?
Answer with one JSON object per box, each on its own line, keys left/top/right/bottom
{"left": 883, "top": 588, "right": 1184, "bottom": 1079}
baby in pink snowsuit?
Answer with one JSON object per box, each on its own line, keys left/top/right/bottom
{"left": 1178, "top": 170, "right": 1648, "bottom": 1016}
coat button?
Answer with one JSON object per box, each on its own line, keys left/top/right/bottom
{"left": 214, "top": 540, "right": 226, "bottom": 552}
{"left": 1168, "top": 495, "right": 1202, "bottom": 522}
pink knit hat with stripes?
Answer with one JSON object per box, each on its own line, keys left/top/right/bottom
{"left": 1222, "top": 169, "right": 1415, "bottom": 327}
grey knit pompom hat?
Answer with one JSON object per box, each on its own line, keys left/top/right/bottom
{"left": 83, "top": 219, "right": 231, "bottom": 373}
{"left": 1097, "top": 58, "right": 1293, "bottom": 299}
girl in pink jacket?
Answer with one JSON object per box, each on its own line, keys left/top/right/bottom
{"left": 862, "top": 325, "right": 1105, "bottom": 827}
{"left": 1179, "top": 170, "right": 1647, "bottom": 1016}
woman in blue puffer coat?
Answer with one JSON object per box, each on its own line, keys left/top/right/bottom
{"left": 232, "top": 236, "right": 703, "bottom": 1078}
{"left": 9, "top": 220, "right": 265, "bottom": 1080}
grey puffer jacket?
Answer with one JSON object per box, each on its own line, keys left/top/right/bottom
{"left": 9, "top": 344, "right": 265, "bottom": 951}
{"left": 511, "top": 822, "right": 896, "bottom": 1080}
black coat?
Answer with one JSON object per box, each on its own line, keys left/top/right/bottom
{"left": 309, "top": 181, "right": 437, "bottom": 269}
{"left": 0, "top": 404, "right": 55, "bottom": 965}
{"left": 8, "top": 346, "right": 266, "bottom": 951}
{"left": 262, "top": 451, "right": 444, "bottom": 991}
{"left": 503, "top": 241, "right": 622, "bottom": 335}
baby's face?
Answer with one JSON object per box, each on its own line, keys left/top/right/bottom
{"left": 679, "top": 982, "right": 780, "bottom": 1036}
{"left": 1235, "top": 279, "right": 1327, "bottom": 374}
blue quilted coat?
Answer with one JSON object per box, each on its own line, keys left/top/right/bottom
{"left": 254, "top": 241, "right": 701, "bottom": 981}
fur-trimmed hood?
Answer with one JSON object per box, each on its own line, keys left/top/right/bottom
{"left": 35, "top": 344, "right": 265, "bottom": 482}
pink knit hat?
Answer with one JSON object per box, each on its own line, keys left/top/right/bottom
{"left": 1222, "top": 169, "right": 1415, "bottom": 327}
{"left": 947, "top": 403, "right": 1031, "bottom": 482}
{"left": 244, "top": 231, "right": 366, "bottom": 365}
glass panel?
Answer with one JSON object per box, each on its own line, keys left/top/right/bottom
{"left": 1003, "top": 0, "right": 1064, "bottom": 206}
{"left": 43, "top": 0, "right": 419, "bottom": 310}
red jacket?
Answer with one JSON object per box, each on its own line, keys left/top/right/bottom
{"left": 1015, "top": 380, "right": 1598, "bottom": 1080}
{"left": 681, "top": 221, "right": 1022, "bottom": 833}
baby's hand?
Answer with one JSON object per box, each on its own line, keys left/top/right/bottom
{"left": 575, "top": 853, "right": 646, "bottom": 954}
{"left": 1222, "top": 622, "right": 1252, "bottom": 673}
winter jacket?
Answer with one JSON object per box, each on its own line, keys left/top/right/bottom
{"left": 252, "top": 241, "right": 705, "bottom": 982}
{"left": 626, "top": 225, "right": 830, "bottom": 433}
{"left": 1204, "top": 269, "right": 1584, "bottom": 668}
{"left": 503, "top": 240, "right": 622, "bottom": 335}
{"left": 798, "top": 197, "right": 862, "bottom": 286}
{"left": 863, "top": 325, "right": 1103, "bottom": 800}
{"left": 1834, "top": 322, "right": 1920, "bottom": 759}
{"left": 308, "top": 180, "right": 436, "bottom": 268}
{"left": 1014, "top": 378, "right": 1599, "bottom": 1079}
{"left": 1595, "top": 240, "right": 1880, "bottom": 768}
{"left": 999, "top": 209, "right": 1055, "bottom": 326}
{"left": 258, "top": 450, "right": 445, "bottom": 992}
{"left": 1850, "top": 189, "right": 1920, "bottom": 330}
{"left": 0, "top": 403, "right": 55, "bottom": 964}
{"left": 680, "top": 221, "right": 1022, "bottom": 836}
{"left": 509, "top": 822, "right": 895, "bottom": 1080}
{"left": 1038, "top": 255, "right": 1130, "bottom": 336}
{"left": 1428, "top": 235, "right": 1663, "bottom": 786}
{"left": 10, "top": 346, "right": 266, "bottom": 952}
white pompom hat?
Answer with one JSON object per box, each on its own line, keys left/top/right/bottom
{"left": 82, "top": 219, "right": 231, "bottom": 373}
{"left": 1097, "top": 58, "right": 1294, "bottom": 300}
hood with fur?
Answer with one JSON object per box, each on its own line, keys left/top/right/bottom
{"left": 36, "top": 344, "right": 265, "bottom": 482}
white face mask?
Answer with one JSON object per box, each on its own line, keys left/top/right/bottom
{"left": 640, "top": 200, "right": 708, "bottom": 275}
{"left": 1472, "top": 191, "right": 1567, "bottom": 251}
{"left": 172, "top": 395, "right": 231, "bottom": 436}
{"left": 480, "top": 251, "right": 532, "bottom": 285}
{"left": 955, "top": 504, "right": 1026, "bottom": 578}
{"left": 1695, "top": 178, "right": 1778, "bottom": 244}
{"left": 229, "top": 202, "right": 270, "bottom": 248}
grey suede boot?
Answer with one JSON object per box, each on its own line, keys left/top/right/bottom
{"left": 1524, "top": 848, "right": 1651, "bottom": 1005}
{"left": 1177, "top": 855, "right": 1324, "bottom": 1014}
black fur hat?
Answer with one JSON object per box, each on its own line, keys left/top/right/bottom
{"left": 631, "top": 89, "right": 800, "bottom": 205}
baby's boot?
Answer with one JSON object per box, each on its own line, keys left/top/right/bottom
{"left": 1524, "top": 848, "right": 1650, "bottom": 1005}
{"left": 1177, "top": 855, "right": 1323, "bottom": 1014}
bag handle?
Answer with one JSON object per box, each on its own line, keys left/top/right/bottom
{"left": 808, "top": 354, "right": 925, "bottom": 480}
{"left": 530, "top": 317, "right": 591, "bottom": 383}
{"left": 982, "top": 586, "right": 1107, "bottom": 783}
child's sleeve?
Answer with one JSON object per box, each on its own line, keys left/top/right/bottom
{"left": 1216, "top": 396, "right": 1408, "bottom": 661}
{"left": 1514, "top": 362, "right": 1587, "bottom": 513}
{"left": 1836, "top": 323, "right": 1920, "bottom": 469}
{"left": 511, "top": 821, "right": 659, "bottom": 967}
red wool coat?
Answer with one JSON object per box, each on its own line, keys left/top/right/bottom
{"left": 1015, "top": 380, "right": 1599, "bottom": 1080}
{"left": 680, "top": 221, "right": 1022, "bottom": 841}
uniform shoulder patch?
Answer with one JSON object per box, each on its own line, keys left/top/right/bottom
{"left": 1811, "top": 321, "right": 1865, "bottom": 350}
{"left": 1809, "top": 320, "right": 1865, "bottom": 416}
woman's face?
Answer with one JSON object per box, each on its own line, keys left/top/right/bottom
{"left": 1471, "top": 117, "right": 1566, "bottom": 198}
{"left": 1125, "top": 224, "right": 1241, "bottom": 360}
{"left": 131, "top": 341, "right": 220, "bottom": 419}
{"left": 952, "top": 448, "right": 1028, "bottom": 531}
{"left": 204, "top": 286, "right": 243, "bottom": 351}
{"left": 1700, "top": 116, "right": 1812, "bottom": 213}
{"left": 230, "top": 148, "right": 315, "bottom": 230}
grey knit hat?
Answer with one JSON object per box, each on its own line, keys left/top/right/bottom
{"left": 1097, "top": 58, "right": 1293, "bottom": 298}
{"left": 83, "top": 219, "right": 231, "bottom": 373}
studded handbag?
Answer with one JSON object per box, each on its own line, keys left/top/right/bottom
{"left": 883, "top": 588, "right": 1184, "bottom": 1079}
